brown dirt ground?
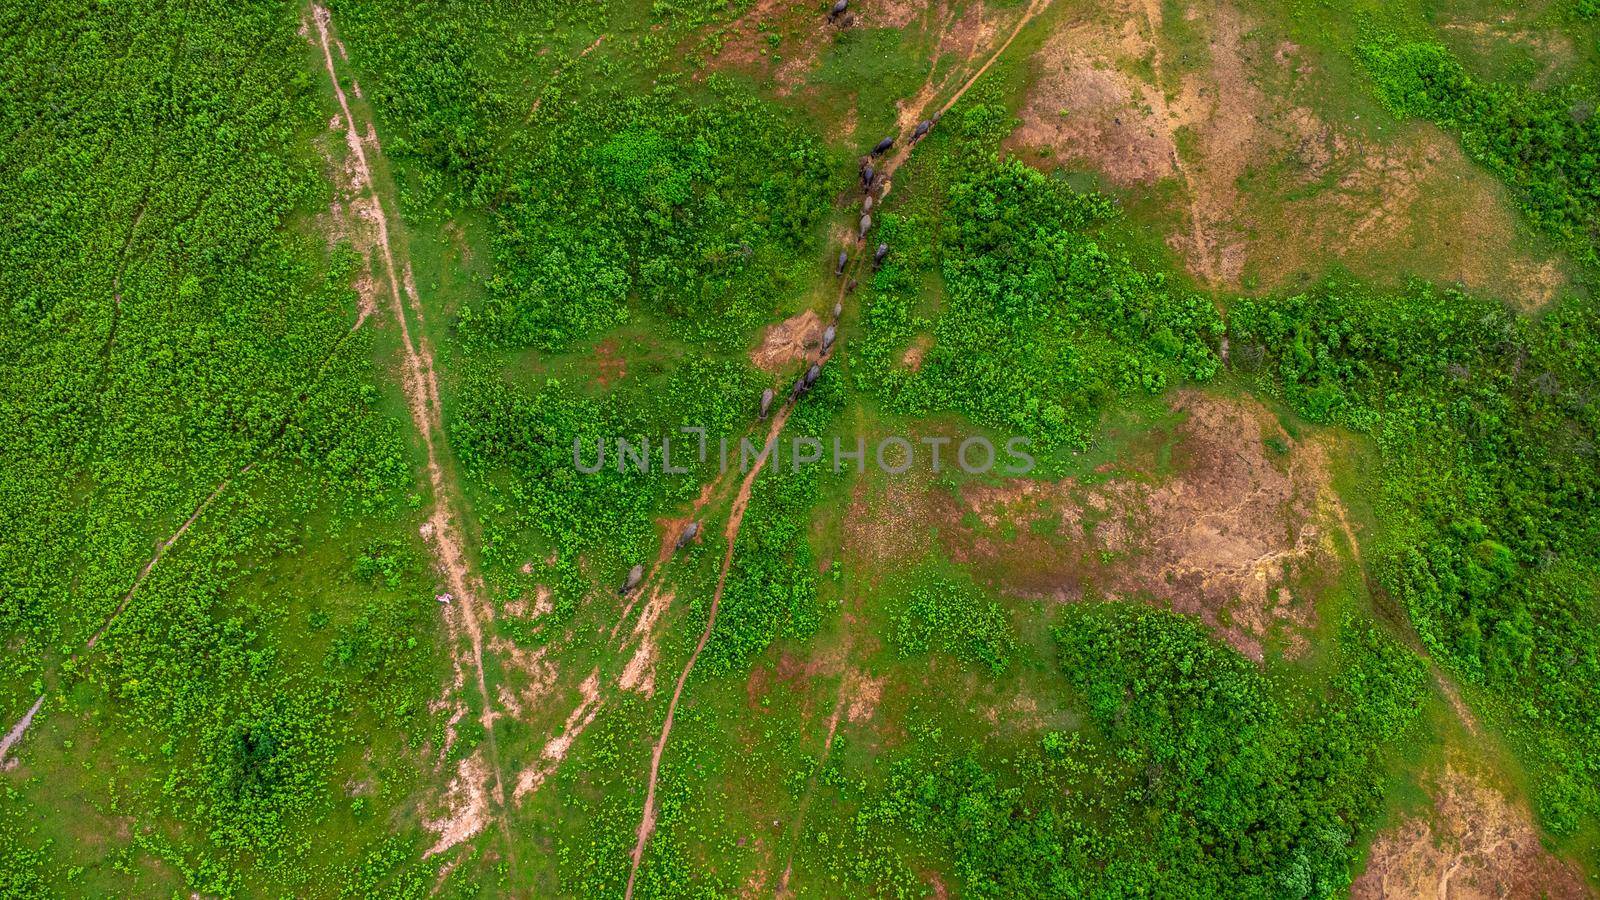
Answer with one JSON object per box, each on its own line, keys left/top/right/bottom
{"left": 706, "top": 0, "right": 845, "bottom": 95}
{"left": 900, "top": 333, "right": 932, "bottom": 371}
{"left": 1007, "top": 0, "right": 1570, "bottom": 308}
{"left": 512, "top": 669, "right": 603, "bottom": 801}
{"left": 594, "top": 337, "right": 627, "bottom": 388}
{"left": 705, "top": 0, "right": 956, "bottom": 94}
{"left": 422, "top": 749, "right": 491, "bottom": 857}
{"left": 751, "top": 308, "right": 825, "bottom": 372}
{"left": 1352, "top": 759, "right": 1591, "bottom": 899}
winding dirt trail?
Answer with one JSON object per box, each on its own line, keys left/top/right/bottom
{"left": 621, "top": 5, "right": 1052, "bottom": 893}
{"left": 311, "top": 4, "right": 515, "bottom": 868}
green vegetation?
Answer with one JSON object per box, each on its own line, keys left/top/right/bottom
{"left": 805, "top": 607, "right": 1424, "bottom": 897}
{"left": 468, "top": 83, "right": 837, "bottom": 349}
{"left": 890, "top": 571, "right": 1016, "bottom": 675}
{"left": 1232, "top": 277, "right": 1600, "bottom": 839}
{"left": 857, "top": 107, "right": 1222, "bottom": 449}
{"left": 0, "top": 0, "right": 437, "bottom": 893}
{"left": 5, "top": 0, "right": 1600, "bottom": 895}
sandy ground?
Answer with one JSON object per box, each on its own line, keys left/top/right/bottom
{"left": 512, "top": 669, "right": 603, "bottom": 801}
{"left": 751, "top": 308, "right": 825, "bottom": 372}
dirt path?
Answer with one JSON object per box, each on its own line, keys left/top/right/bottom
{"left": 623, "top": 400, "right": 800, "bottom": 899}
{"left": 1129, "top": 0, "right": 1221, "bottom": 287}
{"left": 0, "top": 696, "right": 44, "bottom": 769}
{"left": 772, "top": 673, "right": 852, "bottom": 896}
{"left": 85, "top": 462, "right": 254, "bottom": 650}
{"left": 311, "top": 4, "right": 514, "bottom": 868}
{"left": 0, "top": 297, "right": 381, "bottom": 767}
{"left": 621, "top": 6, "right": 1052, "bottom": 892}
{"left": 878, "top": 0, "right": 1052, "bottom": 202}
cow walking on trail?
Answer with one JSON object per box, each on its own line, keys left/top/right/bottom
{"left": 872, "top": 136, "right": 894, "bottom": 155}
{"left": 913, "top": 119, "right": 932, "bottom": 140}
{"left": 832, "top": 300, "right": 843, "bottom": 319}
{"left": 619, "top": 564, "right": 644, "bottom": 596}
{"left": 675, "top": 522, "right": 699, "bottom": 551}
{"left": 759, "top": 387, "right": 774, "bottom": 420}
{"left": 858, "top": 214, "right": 872, "bottom": 239}
{"left": 861, "top": 162, "right": 874, "bottom": 190}
{"left": 835, "top": 249, "right": 848, "bottom": 275}
{"left": 830, "top": 0, "right": 847, "bottom": 19}
{"left": 805, "top": 363, "right": 821, "bottom": 387}
{"left": 822, "top": 324, "right": 836, "bottom": 351}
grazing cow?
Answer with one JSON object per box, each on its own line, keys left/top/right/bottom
{"left": 830, "top": 0, "right": 847, "bottom": 17}
{"left": 619, "top": 564, "right": 644, "bottom": 596}
{"left": 759, "top": 387, "right": 774, "bottom": 420}
{"left": 873, "top": 242, "right": 888, "bottom": 267}
{"left": 675, "top": 521, "right": 699, "bottom": 550}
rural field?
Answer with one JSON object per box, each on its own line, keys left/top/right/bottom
{"left": 3, "top": 0, "right": 1599, "bottom": 896}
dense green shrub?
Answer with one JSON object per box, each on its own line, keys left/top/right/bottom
{"left": 823, "top": 607, "right": 1425, "bottom": 897}
{"left": 1233, "top": 278, "right": 1600, "bottom": 834}
{"left": 858, "top": 151, "right": 1222, "bottom": 448}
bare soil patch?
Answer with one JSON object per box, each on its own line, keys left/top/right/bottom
{"left": 752, "top": 308, "right": 825, "bottom": 372}
{"left": 707, "top": 0, "right": 838, "bottom": 94}
{"left": 1353, "top": 760, "right": 1590, "bottom": 899}
{"left": 1010, "top": 31, "right": 1176, "bottom": 186}
{"left": 513, "top": 669, "right": 603, "bottom": 801}
{"left": 423, "top": 749, "right": 491, "bottom": 857}
{"left": 842, "top": 475, "right": 947, "bottom": 568}
{"left": 942, "top": 391, "right": 1348, "bottom": 659}
{"left": 594, "top": 337, "right": 627, "bottom": 388}
{"left": 900, "top": 333, "right": 932, "bottom": 371}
